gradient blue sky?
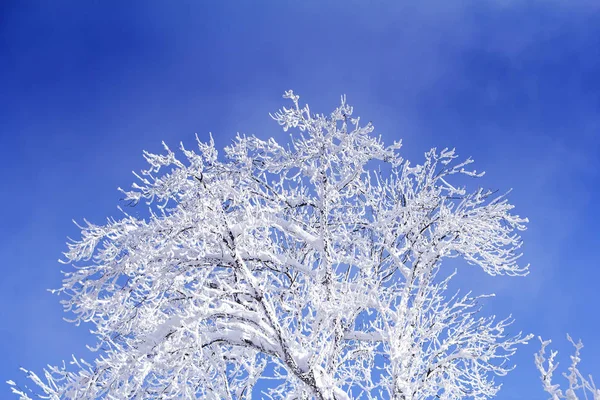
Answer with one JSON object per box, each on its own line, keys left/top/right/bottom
{"left": 1, "top": 1, "right": 599, "bottom": 398}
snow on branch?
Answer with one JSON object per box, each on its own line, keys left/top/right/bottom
{"left": 536, "top": 335, "right": 599, "bottom": 400}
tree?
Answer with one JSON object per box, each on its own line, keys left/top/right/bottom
{"left": 11, "top": 91, "right": 533, "bottom": 399}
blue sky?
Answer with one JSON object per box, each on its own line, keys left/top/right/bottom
{"left": 1, "top": 1, "right": 599, "bottom": 398}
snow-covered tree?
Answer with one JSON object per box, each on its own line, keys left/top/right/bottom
{"left": 536, "top": 335, "right": 599, "bottom": 400}
{"left": 10, "top": 91, "right": 533, "bottom": 399}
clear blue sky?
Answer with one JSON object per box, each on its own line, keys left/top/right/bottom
{"left": 1, "top": 1, "right": 599, "bottom": 398}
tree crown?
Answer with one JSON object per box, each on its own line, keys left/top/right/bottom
{"left": 12, "top": 91, "right": 532, "bottom": 400}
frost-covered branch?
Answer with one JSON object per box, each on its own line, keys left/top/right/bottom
{"left": 535, "top": 335, "right": 599, "bottom": 400}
